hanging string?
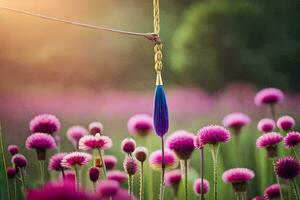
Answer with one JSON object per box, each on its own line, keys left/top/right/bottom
{"left": 0, "top": 5, "right": 161, "bottom": 43}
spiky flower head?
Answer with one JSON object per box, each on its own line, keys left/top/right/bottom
{"left": 48, "top": 153, "right": 67, "bottom": 171}
{"left": 104, "top": 155, "right": 117, "bottom": 170}
{"left": 133, "top": 146, "right": 148, "bottom": 163}
{"left": 11, "top": 154, "right": 27, "bottom": 168}
{"left": 165, "top": 169, "right": 182, "bottom": 187}
{"left": 6, "top": 167, "right": 16, "bottom": 179}
{"left": 264, "top": 184, "right": 281, "bottom": 200}
{"left": 88, "top": 122, "right": 104, "bottom": 135}
{"left": 149, "top": 149, "right": 179, "bottom": 171}
{"left": 127, "top": 114, "right": 153, "bottom": 137}
{"left": 197, "top": 125, "right": 231, "bottom": 145}
{"left": 107, "top": 170, "right": 128, "bottom": 183}
{"left": 254, "top": 88, "right": 284, "bottom": 106}
{"left": 123, "top": 156, "right": 138, "bottom": 176}
{"left": 284, "top": 131, "right": 300, "bottom": 148}
{"left": 193, "top": 135, "right": 203, "bottom": 149}
{"left": 29, "top": 114, "right": 61, "bottom": 135}
{"left": 8, "top": 145, "right": 19, "bottom": 156}
{"left": 89, "top": 167, "right": 100, "bottom": 182}
{"left": 222, "top": 168, "right": 254, "bottom": 192}
{"left": 277, "top": 115, "right": 295, "bottom": 131}
{"left": 257, "top": 118, "right": 276, "bottom": 133}
{"left": 79, "top": 133, "right": 113, "bottom": 151}
{"left": 97, "top": 180, "right": 120, "bottom": 198}
{"left": 275, "top": 156, "right": 300, "bottom": 179}
{"left": 256, "top": 132, "right": 282, "bottom": 157}
{"left": 193, "top": 178, "right": 210, "bottom": 196}
{"left": 166, "top": 130, "right": 195, "bottom": 160}
{"left": 222, "top": 112, "right": 251, "bottom": 132}
{"left": 66, "top": 126, "right": 88, "bottom": 147}
{"left": 61, "top": 152, "right": 92, "bottom": 168}
{"left": 121, "top": 138, "right": 136, "bottom": 154}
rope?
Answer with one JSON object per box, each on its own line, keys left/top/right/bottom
{"left": 153, "top": 0, "right": 163, "bottom": 78}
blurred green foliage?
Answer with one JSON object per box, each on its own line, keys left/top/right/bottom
{"left": 170, "top": 0, "right": 300, "bottom": 91}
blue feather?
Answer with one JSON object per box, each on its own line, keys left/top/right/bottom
{"left": 153, "top": 85, "right": 169, "bottom": 137}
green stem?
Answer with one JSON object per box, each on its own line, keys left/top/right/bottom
{"left": 97, "top": 148, "right": 107, "bottom": 178}
{"left": 0, "top": 123, "right": 10, "bottom": 200}
{"left": 184, "top": 159, "right": 188, "bottom": 200}
{"left": 38, "top": 161, "right": 45, "bottom": 185}
{"left": 200, "top": 147, "right": 204, "bottom": 200}
{"left": 211, "top": 144, "right": 219, "bottom": 200}
{"left": 235, "top": 132, "right": 241, "bottom": 165}
{"left": 292, "top": 179, "right": 300, "bottom": 200}
{"left": 146, "top": 137, "right": 153, "bottom": 200}
{"left": 74, "top": 165, "right": 79, "bottom": 190}
{"left": 14, "top": 179, "right": 17, "bottom": 200}
{"left": 139, "top": 162, "right": 144, "bottom": 200}
{"left": 19, "top": 168, "right": 26, "bottom": 196}
{"left": 270, "top": 103, "right": 276, "bottom": 120}
{"left": 128, "top": 175, "right": 133, "bottom": 199}
{"left": 272, "top": 159, "right": 284, "bottom": 200}
{"left": 235, "top": 192, "right": 240, "bottom": 200}
{"left": 292, "top": 148, "right": 300, "bottom": 161}
{"left": 159, "top": 137, "right": 165, "bottom": 200}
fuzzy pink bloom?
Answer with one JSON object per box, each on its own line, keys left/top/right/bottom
{"left": 222, "top": 168, "right": 255, "bottom": 183}
{"left": 264, "top": 184, "right": 281, "bottom": 200}
{"left": 134, "top": 146, "right": 148, "bottom": 162}
{"left": 12, "top": 154, "right": 27, "bottom": 168}
{"left": 25, "top": 133, "right": 56, "bottom": 150}
{"left": 66, "top": 126, "right": 88, "bottom": 147}
{"left": 284, "top": 131, "right": 300, "bottom": 148}
{"left": 193, "top": 135, "right": 203, "bottom": 149}
{"left": 222, "top": 112, "right": 251, "bottom": 131}
{"left": 166, "top": 130, "right": 195, "bottom": 160}
{"left": 254, "top": 88, "right": 284, "bottom": 106}
{"left": 89, "top": 167, "right": 100, "bottom": 182}
{"left": 193, "top": 178, "right": 210, "bottom": 195}
{"left": 88, "top": 122, "right": 103, "bottom": 135}
{"left": 123, "top": 156, "right": 138, "bottom": 176}
{"left": 127, "top": 114, "right": 153, "bottom": 136}
{"left": 257, "top": 118, "right": 276, "bottom": 133}
{"left": 107, "top": 170, "right": 128, "bottom": 183}
{"left": 29, "top": 114, "right": 61, "bottom": 135}
{"left": 197, "top": 125, "right": 231, "bottom": 145}
{"left": 104, "top": 155, "right": 117, "bottom": 170}
{"left": 6, "top": 167, "right": 17, "bottom": 179}
{"left": 277, "top": 116, "right": 295, "bottom": 131}
{"left": 97, "top": 180, "right": 120, "bottom": 198}
{"left": 79, "top": 134, "right": 113, "bottom": 151}
{"left": 8, "top": 145, "right": 19, "bottom": 156}
{"left": 48, "top": 153, "right": 67, "bottom": 171}
{"left": 165, "top": 169, "right": 181, "bottom": 187}
{"left": 256, "top": 132, "right": 283, "bottom": 148}
{"left": 121, "top": 138, "right": 136, "bottom": 154}
{"left": 275, "top": 156, "right": 300, "bottom": 179}
{"left": 149, "top": 149, "right": 179, "bottom": 171}
{"left": 61, "top": 152, "right": 92, "bottom": 168}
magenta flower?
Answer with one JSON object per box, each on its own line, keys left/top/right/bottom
{"left": 89, "top": 167, "right": 100, "bottom": 182}
{"left": 254, "top": 88, "right": 284, "bottom": 106}
{"left": 66, "top": 126, "right": 88, "bottom": 148}
{"left": 11, "top": 154, "right": 27, "bottom": 168}
{"left": 149, "top": 149, "right": 179, "bottom": 171}
{"left": 264, "top": 184, "right": 281, "bottom": 200}
{"left": 222, "top": 168, "right": 255, "bottom": 183}
{"left": 134, "top": 146, "right": 148, "bottom": 163}
{"left": 88, "top": 121, "right": 104, "bottom": 135}
{"left": 123, "top": 156, "right": 138, "bottom": 176}
{"left": 79, "top": 134, "right": 113, "bottom": 151}
{"left": 104, "top": 155, "right": 117, "bottom": 170}
{"left": 257, "top": 118, "right": 276, "bottom": 133}
{"left": 165, "top": 169, "right": 181, "bottom": 187}
{"left": 127, "top": 114, "right": 153, "bottom": 137}
{"left": 277, "top": 115, "right": 295, "bottom": 131}
{"left": 6, "top": 167, "right": 16, "bottom": 179}
{"left": 8, "top": 145, "right": 19, "bottom": 156}
{"left": 61, "top": 152, "right": 92, "bottom": 168}
{"left": 275, "top": 156, "right": 300, "bottom": 179}
{"left": 166, "top": 130, "right": 195, "bottom": 160}
{"left": 197, "top": 125, "right": 231, "bottom": 145}
{"left": 284, "top": 131, "right": 300, "bottom": 148}
{"left": 48, "top": 153, "right": 67, "bottom": 171}
{"left": 256, "top": 132, "right": 283, "bottom": 157}
{"left": 193, "top": 178, "right": 210, "bottom": 196}
{"left": 97, "top": 180, "right": 120, "bottom": 198}
{"left": 222, "top": 112, "right": 251, "bottom": 132}
{"left": 193, "top": 136, "right": 203, "bottom": 149}
{"left": 29, "top": 114, "right": 61, "bottom": 135}
{"left": 252, "top": 196, "right": 264, "bottom": 200}
{"left": 121, "top": 138, "right": 136, "bottom": 155}
{"left": 107, "top": 170, "right": 128, "bottom": 183}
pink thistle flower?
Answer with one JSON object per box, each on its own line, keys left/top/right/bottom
{"left": 252, "top": 196, "right": 264, "bottom": 200}
{"left": 264, "top": 184, "right": 281, "bottom": 200}
{"left": 166, "top": 130, "right": 195, "bottom": 160}
{"left": 277, "top": 115, "right": 295, "bottom": 131}
{"left": 275, "top": 156, "right": 300, "bottom": 179}
{"left": 149, "top": 149, "right": 179, "bottom": 171}
{"left": 89, "top": 167, "right": 100, "bottom": 182}
{"left": 29, "top": 114, "right": 61, "bottom": 135}
{"left": 193, "top": 136, "right": 203, "bottom": 149}
{"left": 8, "top": 145, "right": 19, "bottom": 156}
{"left": 12, "top": 154, "right": 27, "bottom": 168}
{"left": 79, "top": 133, "right": 113, "bottom": 151}
{"left": 66, "top": 126, "right": 88, "bottom": 148}
{"left": 165, "top": 169, "right": 181, "bottom": 187}
{"left": 127, "top": 114, "right": 153, "bottom": 137}
{"left": 134, "top": 146, "right": 148, "bottom": 163}
{"left": 123, "top": 156, "right": 138, "bottom": 176}
{"left": 6, "top": 167, "right": 17, "bottom": 179}
{"left": 222, "top": 112, "right": 251, "bottom": 132}
{"left": 193, "top": 178, "right": 210, "bottom": 196}
{"left": 222, "top": 168, "right": 254, "bottom": 193}
{"left": 88, "top": 122, "right": 104, "bottom": 135}
{"left": 107, "top": 170, "right": 128, "bottom": 183}
{"left": 61, "top": 152, "right": 92, "bottom": 168}
{"left": 121, "top": 138, "right": 136, "bottom": 154}
{"left": 254, "top": 88, "right": 284, "bottom": 106}
{"left": 48, "top": 153, "right": 67, "bottom": 171}
{"left": 256, "top": 132, "right": 283, "bottom": 157}
{"left": 97, "top": 180, "right": 120, "bottom": 198}
{"left": 284, "top": 131, "right": 300, "bottom": 148}
{"left": 197, "top": 125, "right": 231, "bottom": 145}
{"left": 104, "top": 155, "right": 117, "bottom": 170}
{"left": 257, "top": 118, "right": 276, "bottom": 133}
